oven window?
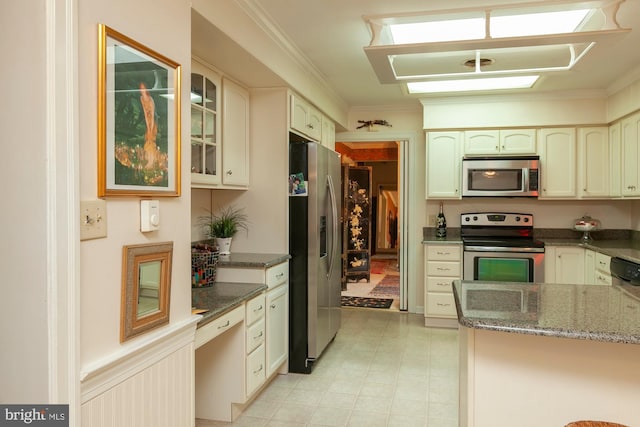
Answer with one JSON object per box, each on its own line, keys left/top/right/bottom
{"left": 475, "top": 257, "right": 531, "bottom": 282}
{"left": 468, "top": 169, "right": 522, "bottom": 191}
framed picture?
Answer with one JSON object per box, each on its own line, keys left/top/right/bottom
{"left": 120, "top": 241, "right": 173, "bottom": 342}
{"left": 98, "top": 24, "right": 181, "bottom": 197}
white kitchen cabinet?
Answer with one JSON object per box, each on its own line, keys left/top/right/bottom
{"left": 538, "top": 128, "right": 577, "bottom": 199}
{"left": 609, "top": 121, "right": 622, "bottom": 197}
{"left": 594, "top": 251, "right": 612, "bottom": 286}
{"left": 424, "top": 244, "right": 461, "bottom": 327}
{"left": 553, "top": 246, "right": 585, "bottom": 284}
{"left": 245, "top": 293, "right": 266, "bottom": 396}
{"left": 620, "top": 111, "right": 640, "bottom": 197}
{"left": 426, "top": 132, "right": 462, "bottom": 199}
{"left": 464, "top": 129, "right": 536, "bottom": 155}
{"left": 266, "top": 283, "right": 288, "bottom": 377}
{"left": 191, "top": 60, "right": 250, "bottom": 189}
{"left": 584, "top": 249, "right": 596, "bottom": 285}
{"left": 321, "top": 115, "right": 336, "bottom": 149}
{"left": 217, "top": 260, "right": 290, "bottom": 378}
{"left": 221, "top": 77, "right": 250, "bottom": 187}
{"left": 578, "top": 127, "right": 609, "bottom": 198}
{"left": 290, "top": 93, "right": 322, "bottom": 141}
{"left": 191, "top": 59, "right": 222, "bottom": 187}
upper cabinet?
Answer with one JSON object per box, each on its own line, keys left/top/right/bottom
{"left": 191, "top": 60, "right": 221, "bottom": 187}
{"left": 321, "top": 115, "right": 336, "bottom": 150}
{"left": 577, "top": 127, "right": 609, "bottom": 198}
{"left": 290, "top": 93, "right": 322, "bottom": 141}
{"left": 190, "top": 59, "right": 249, "bottom": 190}
{"left": 464, "top": 129, "right": 536, "bottom": 156}
{"left": 221, "top": 77, "right": 250, "bottom": 187}
{"left": 426, "top": 131, "right": 462, "bottom": 199}
{"left": 538, "top": 128, "right": 577, "bottom": 199}
{"left": 620, "top": 111, "right": 640, "bottom": 197}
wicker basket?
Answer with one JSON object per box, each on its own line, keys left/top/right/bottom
{"left": 191, "top": 244, "right": 219, "bottom": 288}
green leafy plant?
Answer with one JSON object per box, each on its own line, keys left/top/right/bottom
{"left": 202, "top": 206, "right": 249, "bottom": 239}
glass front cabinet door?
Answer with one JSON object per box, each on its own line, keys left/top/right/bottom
{"left": 191, "top": 60, "right": 222, "bottom": 187}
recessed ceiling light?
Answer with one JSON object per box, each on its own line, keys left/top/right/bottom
{"left": 407, "top": 75, "right": 539, "bottom": 94}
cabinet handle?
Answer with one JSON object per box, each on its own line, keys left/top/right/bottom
{"left": 253, "top": 305, "right": 263, "bottom": 312}
{"left": 253, "top": 331, "right": 263, "bottom": 340}
{"left": 436, "top": 267, "right": 451, "bottom": 271}
{"left": 436, "top": 303, "right": 451, "bottom": 307}
{"left": 437, "top": 282, "right": 448, "bottom": 287}
{"left": 307, "top": 124, "right": 314, "bottom": 129}
{"left": 436, "top": 251, "right": 451, "bottom": 256}
{"left": 253, "top": 364, "right": 264, "bottom": 374}
{"left": 270, "top": 304, "right": 277, "bottom": 309}
{"left": 226, "top": 170, "right": 233, "bottom": 175}
{"left": 276, "top": 272, "right": 284, "bottom": 279}
{"left": 218, "top": 320, "right": 230, "bottom": 330}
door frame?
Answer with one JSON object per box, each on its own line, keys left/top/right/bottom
{"left": 335, "top": 131, "right": 419, "bottom": 312}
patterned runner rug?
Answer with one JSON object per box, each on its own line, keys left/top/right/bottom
{"left": 341, "top": 296, "right": 393, "bottom": 309}
{"left": 369, "top": 274, "right": 400, "bottom": 298}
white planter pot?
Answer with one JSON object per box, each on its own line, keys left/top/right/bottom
{"left": 216, "top": 237, "right": 233, "bottom": 255}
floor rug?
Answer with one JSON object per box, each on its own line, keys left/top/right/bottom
{"left": 369, "top": 274, "right": 400, "bottom": 298}
{"left": 370, "top": 260, "right": 386, "bottom": 275}
{"left": 341, "top": 296, "right": 393, "bottom": 309}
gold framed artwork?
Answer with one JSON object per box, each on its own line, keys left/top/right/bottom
{"left": 98, "top": 24, "right": 181, "bottom": 197}
{"left": 120, "top": 241, "right": 173, "bottom": 342}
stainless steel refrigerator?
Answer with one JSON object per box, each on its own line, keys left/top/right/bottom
{"left": 289, "top": 140, "right": 342, "bottom": 374}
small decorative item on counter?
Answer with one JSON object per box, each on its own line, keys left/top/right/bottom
{"left": 436, "top": 202, "right": 447, "bottom": 238}
{"left": 191, "top": 244, "right": 219, "bottom": 288}
{"left": 573, "top": 215, "right": 601, "bottom": 242}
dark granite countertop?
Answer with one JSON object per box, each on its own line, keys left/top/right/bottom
{"left": 192, "top": 282, "right": 267, "bottom": 327}
{"left": 453, "top": 280, "right": 640, "bottom": 344}
{"left": 217, "top": 252, "right": 291, "bottom": 268}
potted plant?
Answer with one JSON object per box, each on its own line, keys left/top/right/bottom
{"left": 201, "top": 206, "right": 249, "bottom": 255}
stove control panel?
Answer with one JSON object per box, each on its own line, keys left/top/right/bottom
{"left": 461, "top": 212, "right": 534, "bottom": 227}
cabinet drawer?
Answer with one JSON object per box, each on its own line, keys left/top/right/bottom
{"left": 426, "top": 293, "right": 457, "bottom": 317}
{"left": 426, "top": 277, "right": 455, "bottom": 293}
{"left": 595, "top": 272, "right": 613, "bottom": 286}
{"left": 246, "top": 344, "right": 265, "bottom": 397}
{"left": 595, "top": 252, "right": 611, "bottom": 273}
{"left": 246, "top": 317, "right": 265, "bottom": 354}
{"left": 427, "top": 261, "right": 461, "bottom": 277}
{"left": 426, "top": 245, "right": 461, "bottom": 261}
{"left": 195, "top": 304, "right": 244, "bottom": 349}
{"left": 266, "top": 262, "right": 288, "bottom": 288}
{"left": 246, "top": 293, "right": 266, "bottom": 326}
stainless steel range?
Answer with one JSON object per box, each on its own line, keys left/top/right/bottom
{"left": 461, "top": 212, "right": 545, "bottom": 283}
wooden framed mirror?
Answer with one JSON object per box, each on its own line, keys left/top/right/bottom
{"left": 120, "top": 241, "right": 173, "bottom": 342}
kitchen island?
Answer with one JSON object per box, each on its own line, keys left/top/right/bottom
{"left": 453, "top": 280, "right": 640, "bottom": 427}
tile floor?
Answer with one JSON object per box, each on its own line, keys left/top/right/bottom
{"left": 196, "top": 308, "right": 459, "bottom": 427}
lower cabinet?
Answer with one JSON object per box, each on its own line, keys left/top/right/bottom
{"left": 245, "top": 294, "right": 266, "bottom": 396}
{"left": 547, "top": 246, "right": 611, "bottom": 286}
{"left": 266, "top": 283, "right": 288, "bottom": 377}
{"left": 424, "top": 244, "right": 461, "bottom": 327}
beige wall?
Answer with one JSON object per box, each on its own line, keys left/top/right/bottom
{"left": 78, "top": 0, "right": 192, "bottom": 369}
{"left": 0, "top": 1, "right": 50, "bottom": 402}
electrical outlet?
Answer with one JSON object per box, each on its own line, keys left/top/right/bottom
{"left": 80, "top": 199, "right": 107, "bottom": 241}
{"left": 429, "top": 215, "right": 437, "bottom": 226}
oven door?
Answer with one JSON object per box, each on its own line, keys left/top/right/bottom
{"left": 463, "top": 249, "right": 544, "bottom": 283}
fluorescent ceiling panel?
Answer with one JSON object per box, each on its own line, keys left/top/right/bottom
{"left": 407, "top": 75, "right": 539, "bottom": 93}
{"left": 490, "top": 9, "right": 591, "bottom": 38}
{"left": 390, "top": 17, "right": 484, "bottom": 44}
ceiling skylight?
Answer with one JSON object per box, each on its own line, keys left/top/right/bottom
{"left": 389, "top": 9, "right": 591, "bottom": 45}
{"left": 363, "top": 0, "right": 629, "bottom": 93}
{"left": 407, "top": 75, "right": 540, "bottom": 94}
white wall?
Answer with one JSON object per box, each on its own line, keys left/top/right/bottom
{"left": 77, "top": 0, "right": 192, "bottom": 382}
{"left": 0, "top": 1, "right": 50, "bottom": 402}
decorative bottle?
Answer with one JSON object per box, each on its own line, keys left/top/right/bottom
{"left": 436, "top": 202, "right": 447, "bottom": 238}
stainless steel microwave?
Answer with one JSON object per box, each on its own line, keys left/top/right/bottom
{"left": 462, "top": 156, "right": 539, "bottom": 197}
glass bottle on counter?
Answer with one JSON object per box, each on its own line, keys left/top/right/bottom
{"left": 436, "top": 202, "right": 447, "bottom": 238}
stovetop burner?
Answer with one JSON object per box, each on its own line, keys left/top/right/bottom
{"left": 461, "top": 212, "right": 544, "bottom": 250}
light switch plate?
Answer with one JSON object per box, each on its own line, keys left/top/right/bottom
{"left": 140, "top": 200, "right": 160, "bottom": 232}
{"left": 80, "top": 199, "right": 107, "bottom": 241}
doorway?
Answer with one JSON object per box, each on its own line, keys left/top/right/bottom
{"left": 335, "top": 141, "right": 403, "bottom": 311}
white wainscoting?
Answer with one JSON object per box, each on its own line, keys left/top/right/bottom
{"left": 80, "top": 317, "right": 199, "bottom": 427}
